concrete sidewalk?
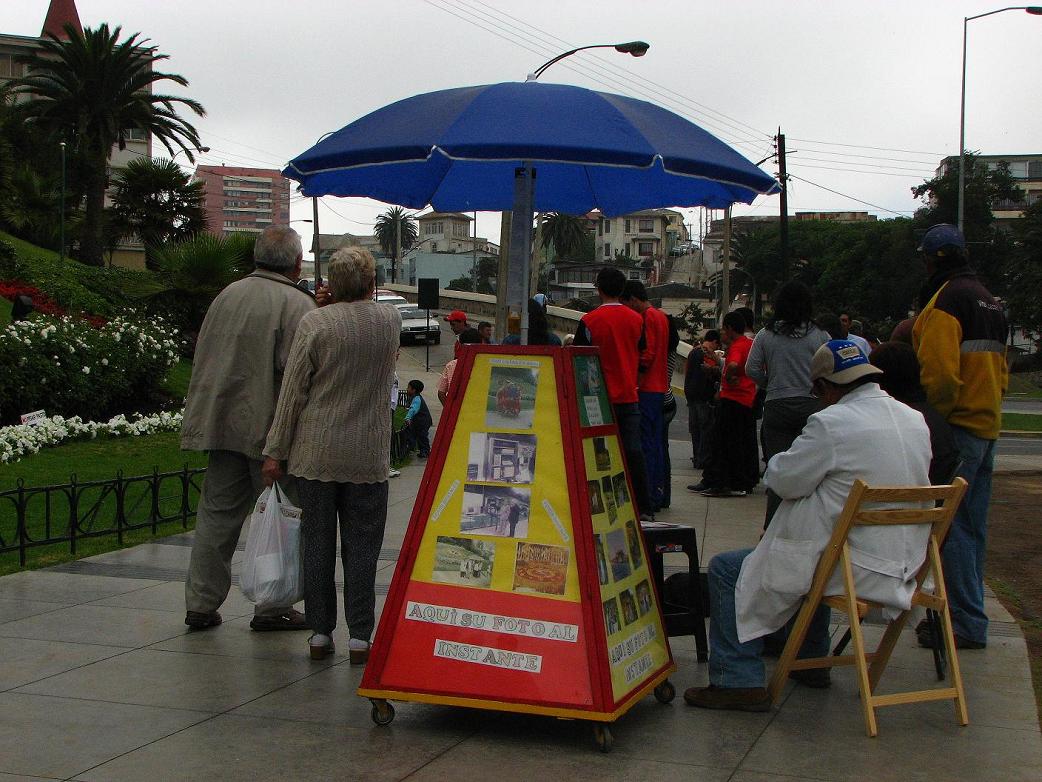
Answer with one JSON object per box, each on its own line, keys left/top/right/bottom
{"left": 0, "top": 441, "right": 1040, "bottom": 780}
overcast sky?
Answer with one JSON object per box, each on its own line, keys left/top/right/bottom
{"left": 4, "top": 1, "right": 1040, "bottom": 258}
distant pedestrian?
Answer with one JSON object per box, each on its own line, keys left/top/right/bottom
{"left": 659, "top": 314, "right": 681, "bottom": 509}
{"left": 574, "top": 267, "right": 653, "bottom": 518}
{"left": 446, "top": 310, "right": 469, "bottom": 357}
{"left": 403, "top": 379, "right": 432, "bottom": 458}
{"left": 477, "top": 321, "right": 495, "bottom": 344}
{"left": 839, "top": 311, "right": 872, "bottom": 356}
{"left": 700, "top": 311, "right": 758, "bottom": 497}
{"left": 621, "top": 280, "right": 670, "bottom": 512}
{"left": 912, "top": 223, "right": 1007, "bottom": 651}
{"left": 503, "top": 298, "right": 562, "bottom": 345}
{"left": 685, "top": 330, "right": 721, "bottom": 479}
{"left": 746, "top": 281, "right": 828, "bottom": 526}
{"left": 438, "top": 328, "right": 483, "bottom": 405}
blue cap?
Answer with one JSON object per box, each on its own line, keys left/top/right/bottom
{"left": 810, "top": 340, "right": 882, "bottom": 385}
{"left": 918, "top": 224, "right": 965, "bottom": 255}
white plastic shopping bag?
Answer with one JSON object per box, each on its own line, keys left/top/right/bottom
{"left": 240, "top": 483, "right": 303, "bottom": 609}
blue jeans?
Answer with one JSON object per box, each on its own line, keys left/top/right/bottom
{"left": 638, "top": 391, "right": 665, "bottom": 510}
{"left": 708, "top": 549, "right": 831, "bottom": 688}
{"left": 944, "top": 427, "right": 996, "bottom": 644}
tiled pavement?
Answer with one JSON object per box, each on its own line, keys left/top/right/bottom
{"left": 0, "top": 441, "right": 1040, "bottom": 781}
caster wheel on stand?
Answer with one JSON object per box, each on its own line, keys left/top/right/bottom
{"left": 370, "top": 699, "right": 395, "bottom": 726}
{"left": 592, "top": 723, "right": 613, "bottom": 753}
{"left": 654, "top": 680, "right": 676, "bottom": 704}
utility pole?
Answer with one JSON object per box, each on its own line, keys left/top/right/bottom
{"left": 720, "top": 206, "right": 732, "bottom": 326}
{"left": 472, "top": 211, "right": 478, "bottom": 292}
{"left": 59, "top": 141, "right": 66, "bottom": 264}
{"left": 495, "top": 212, "right": 512, "bottom": 343}
{"left": 393, "top": 214, "right": 400, "bottom": 285}
{"left": 312, "top": 196, "right": 322, "bottom": 286}
{"left": 777, "top": 129, "right": 789, "bottom": 281}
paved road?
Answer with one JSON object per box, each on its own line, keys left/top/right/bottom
{"left": 1003, "top": 398, "right": 1042, "bottom": 414}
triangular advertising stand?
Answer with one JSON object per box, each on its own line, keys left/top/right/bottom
{"left": 360, "top": 346, "right": 675, "bottom": 741}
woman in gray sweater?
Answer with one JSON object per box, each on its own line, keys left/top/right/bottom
{"left": 262, "top": 247, "right": 401, "bottom": 663}
{"left": 745, "top": 281, "right": 828, "bottom": 528}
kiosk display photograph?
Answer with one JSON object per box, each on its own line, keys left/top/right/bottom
{"left": 466, "top": 433, "right": 537, "bottom": 484}
{"left": 460, "top": 484, "right": 530, "bottom": 538}
{"left": 485, "top": 364, "right": 538, "bottom": 429}
{"left": 574, "top": 354, "right": 612, "bottom": 427}
{"left": 603, "top": 596, "right": 622, "bottom": 636}
{"left": 606, "top": 529, "right": 631, "bottom": 582}
{"left": 593, "top": 437, "right": 611, "bottom": 472}
{"left": 624, "top": 520, "right": 644, "bottom": 570}
{"left": 602, "top": 476, "right": 618, "bottom": 525}
{"left": 619, "top": 587, "right": 640, "bottom": 625}
{"left": 594, "top": 533, "right": 609, "bottom": 586}
{"left": 636, "top": 579, "right": 653, "bottom": 616}
{"left": 512, "top": 542, "right": 569, "bottom": 596}
{"left": 587, "top": 480, "right": 605, "bottom": 515}
{"left": 612, "top": 472, "right": 630, "bottom": 509}
{"left": 432, "top": 537, "right": 495, "bottom": 588}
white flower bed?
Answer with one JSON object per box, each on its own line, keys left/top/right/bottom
{"left": 0, "top": 410, "right": 184, "bottom": 464}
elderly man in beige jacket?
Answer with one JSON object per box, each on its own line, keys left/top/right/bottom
{"left": 181, "top": 225, "right": 315, "bottom": 631}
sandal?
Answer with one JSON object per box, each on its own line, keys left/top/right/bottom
{"left": 309, "top": 634, "right": 335, "bottom": 660}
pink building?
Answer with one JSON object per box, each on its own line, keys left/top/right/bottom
{"left": 193, "top": 166, "right": 291, "bottom": 236}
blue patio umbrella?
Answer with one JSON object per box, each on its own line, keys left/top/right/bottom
{"left": 284, "top": 82, "right": 778, "bottom": 215}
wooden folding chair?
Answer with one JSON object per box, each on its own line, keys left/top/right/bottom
{"left": 766, "top": 478, "right": 969, "bottom": 737}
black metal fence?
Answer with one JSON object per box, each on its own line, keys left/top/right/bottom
{"left": 0, "top": 466, "right": 206, "bottom": 566}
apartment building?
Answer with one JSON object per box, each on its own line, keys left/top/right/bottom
{"left": 936, "top": 153, "right": 1042, "bottom": 222}
{"left": 416, "top": 212, "right": 499, "bottom": 255}
{"left": 194, "top": 166, "right": 291, "bottom": 236}
{"left": 592, "top": 208, "right": 688, "bottom": 262}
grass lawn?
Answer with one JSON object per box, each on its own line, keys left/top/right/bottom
{"left": 1006, "top": 374, "right": 1042, "bottom": 400}
{"left": 163, "top": 359, "right": 193, "bottom": 399}
{"left": 0, "top": 431, "right": 206, "bottom": 576}
{"left": 0, "top": 296, "right": 11, "bottom": 322}
{"left": 0, "top": 230, "right": 61, "bottom": 264}
{"left": 1003, "top": 413, "right": 1042, "bottom": 432}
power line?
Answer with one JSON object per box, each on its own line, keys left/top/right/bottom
{"left": 793, "top": 156, "right": 933, "bottom": 174}
{"left": 788, "top": 137, "right": 947, "bottom": 157}
{"left": 791, "top": 163, "right": 929, "bottom": 179}
{"left": 787, "top": 174, "right": 914, "bottom": 215}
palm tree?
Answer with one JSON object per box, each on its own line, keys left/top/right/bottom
{"left": 373, "top": 206, "right": 417, "bottom": 282}
{"left": 11, "top": 23, "right": 204, "bottom": 266}
{"left": 108, "top": 157, "right": 206, "bottom": 269}
{"left": 540, "top": 212, "right": 590, "bottom": 260}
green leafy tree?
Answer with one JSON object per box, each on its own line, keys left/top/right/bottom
{"left": 540, "top": 212, "right": 590, "bottom": 260}
{"left": 0, "top": 164, "right": 61, "bottom": 249}
{"left": 1004, "top": 200, "right": 1042, "bottom": 351}
{"left": 446, "top": 276, "right": 473, "bottom": 292}
{"left": 11, "top": 23, "right": 204, "bottom": 266}
{"left": 107, "top": 157, "right": 206, "bottom": 269}
{"left": 373, "top": 207, "right": 418, "bottom": 281}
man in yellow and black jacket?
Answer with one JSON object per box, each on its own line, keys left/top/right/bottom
{"left": 913, "top": 223, "right": 1007, "bottom": 651}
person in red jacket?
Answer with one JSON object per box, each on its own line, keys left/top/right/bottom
{"left": 621, "top": 280, "right": 670, "bottom": 512}
{"left": 700, "top": 311, "right": 759, "bottom": 497}
{"left": 573, "top": 268, "right": 653, "bottom": 518}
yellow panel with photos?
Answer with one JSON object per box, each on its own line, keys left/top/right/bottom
{"left": 412, "top": 354, "right": 580, "bottom": 603}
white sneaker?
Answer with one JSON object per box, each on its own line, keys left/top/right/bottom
{"left": 389, "top": 468, "right": 401, "bottom": 478}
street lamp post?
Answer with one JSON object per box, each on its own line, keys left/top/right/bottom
{"left": 171, "top": 145, "right": 209, "bottom": 163}
{"left": 526, "top": 40, "right": 650, "bottom": 81}
{"left": 958, "top": 6, "right": 1042, "bottom": 232}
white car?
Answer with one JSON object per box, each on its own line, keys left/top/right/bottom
{"left": 375, "top": 293, "right": 412, "bottom": 311}
{"left": 399, "top": 308, "right": 441, "bottom": 345}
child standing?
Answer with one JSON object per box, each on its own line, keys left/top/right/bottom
{"left": 404, "top": 379, "right": 432, "bottom": 458}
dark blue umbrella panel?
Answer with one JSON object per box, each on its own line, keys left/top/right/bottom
{"left": 285, "top": 82, "right": 778, "bottom": 216}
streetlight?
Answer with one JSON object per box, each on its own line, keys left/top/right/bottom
{"left": 527, "top": 40, "right": 650, "bottom": 81}
{"left": 958, "top": 6, "right": 1042, "bottom": 231}
{"left": 171, "top": 146, "right": 209, "bottom": 163}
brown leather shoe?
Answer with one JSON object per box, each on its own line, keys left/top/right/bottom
{"left": 349, "top": 641, "right": 371, "bottom": 666}
{"left": 250, "top": 608, "right": 309, "bottom": 632}
{"left": 684, "top": 684, "right": 771, "bottom": 712}
{"left": 309, "top": 635, "right": 335, "bottom": 661}
{"left": 185, "top": 611, "right": 222, "bottom": 630}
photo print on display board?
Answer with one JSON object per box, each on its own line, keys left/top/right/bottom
{"left": 588, "top": 480, "right": 605, "bottom": 515}
{"left": 593, "top": 437, "right": 611, "bottom": 472}
{"left": 466, "top": 432, "right": 537, "bottom": 484}
{"left": 602, "top": 476, "right": 618, "bottom": 525}
{"left": 636, "top": 579, "right": 653, "bottom": 616}
{"left": 432, "top": 537, "right": 495, "bottom": 588}
{"left": 624, "top": 520, "right": 643, "bottom": 570}
{"left": 573, "top": 354, "right": 612, "bottom": 427}
{"left": 594, "top": 533, "right": 609, "bottom": 586}
{"left": 612, "top": 472, "right": 630, "bottom": 509}
{"left": 606, "top": 528, "right": 631, "bottom": 582}
{"left": 512, "top": 542, "right": 569, "bottom": 596}
{"left": 459, "top": 484, "right": 531, "bottom": 538}
{"left": 619, "top": 587, "right": 639, "bottom": 626}
{"left": 486, "top": 364, "right": 539, "bottom": 429}
{"left": 603, "top": 596, "right": 622, "bottom": 636}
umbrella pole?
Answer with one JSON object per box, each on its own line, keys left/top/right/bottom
{"left": 507, "top": 165, "right": 535, "bottom": 345}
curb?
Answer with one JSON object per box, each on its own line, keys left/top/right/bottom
{"left": 1000, "top": 430, "right": 1042, "bottom": 439}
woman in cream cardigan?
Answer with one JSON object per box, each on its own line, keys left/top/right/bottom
{"left": 262, "top": 247, "right": 401, "bottom": 663}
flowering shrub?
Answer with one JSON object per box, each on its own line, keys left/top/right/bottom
{"left": 0, "top": 314, "right": 181, "bottom": 424}
{"left": 0, "top": 410, "right": 184, "bottom": 464}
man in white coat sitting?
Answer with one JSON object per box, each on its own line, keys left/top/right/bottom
{"left": 685, "top": 340, "right": 932, "bottom": 712}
